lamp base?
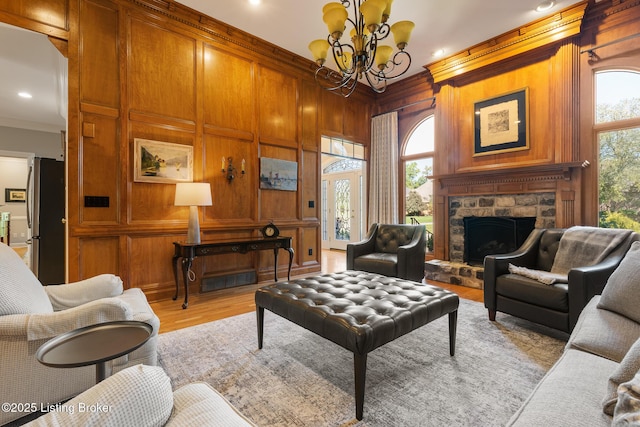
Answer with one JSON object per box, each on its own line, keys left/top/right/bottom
{"left": 187, "top": 205, "right": 201, "bottom": 244}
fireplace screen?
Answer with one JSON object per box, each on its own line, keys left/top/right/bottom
{"left": 464, "top": 217, "right": 536, "bottom": 265}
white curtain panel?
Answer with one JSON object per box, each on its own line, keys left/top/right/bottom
{"left": 368, "top": 111, "right": 399, "bottom": 225}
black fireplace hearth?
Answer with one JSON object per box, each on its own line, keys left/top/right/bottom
{"left": 463, "top": 217, "right": 536, "bottom": 265}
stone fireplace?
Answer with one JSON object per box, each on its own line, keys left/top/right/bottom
{"left": 424, "top": 162, "right": 585, "bottom": 289}
{"left": 449, "top": 193, "right": 556, "bottom": 263}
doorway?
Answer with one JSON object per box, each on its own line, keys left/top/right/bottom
{"left": 0, "top": 23, "right": 68, "bottom": 282}
{"left": 321, "top": 154, "right": 366, "bottom": 250}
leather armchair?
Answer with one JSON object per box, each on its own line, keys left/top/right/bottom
{"left": 0, "top": 242, "right": 159, "bottom": 425}
{"left": 484, "top": 228, "right": 639, "bottom": 333}
{"left": 347, "top": 223, "right": 426, "bottom": 282}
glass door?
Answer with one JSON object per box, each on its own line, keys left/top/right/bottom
{"left": 321, "top": 157, "right": 365, "bottom": 251}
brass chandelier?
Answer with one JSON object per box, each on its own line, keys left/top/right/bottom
{"left": 309, "top": 0, "right": 415, "bottom": 97}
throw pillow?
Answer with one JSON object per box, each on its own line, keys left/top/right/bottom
{"left": 604, "top": 337, "right": 640, "bottom": 415}
{"left": 598, "top": 240, "right": 640, "bottom": 323}
{"left": 508, "top": 263, "right": 568, "bottom": 285}
{"left": 612, "top": 370, "right": 640, "bottom": 426}
{"left": 0, "top": 242, "right": 53, "bottom": 315}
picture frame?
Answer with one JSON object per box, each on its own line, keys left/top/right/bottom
{"left": 134, "top": 138, "right": 193, "bottom": 183}
{"left": 473, "top": 88, "right": 529, "bottom": 157}
{"left": 259, "top": 157, "right": 298, "bottom": 191}
{"left": 5, "top": 188, "right": 26, "bottom": 203}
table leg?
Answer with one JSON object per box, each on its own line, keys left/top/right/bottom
{"left": 256, "top": 306, "right": 265, "bottom": 349}
{"left": 95, "top": 361, "right": 111, "bottom": 383}
{"left": 286, "top": 248, "right": 294, "bottom": 280}
{"left": 181, "top": 257, "right": 192, "bottom": 309}
{"left": 172, "top": 255, "right": 180, "bottom": 301}
{"left": 273, "top": 247, "right": 279, "bottom": 282}
{"left": 354, "top": 352, "right": 367, "bottom": 421}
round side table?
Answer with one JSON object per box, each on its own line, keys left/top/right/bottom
{"left": 36, "top": 320, "right": 153, "bottom": 383}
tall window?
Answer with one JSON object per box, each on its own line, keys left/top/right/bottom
{"left": 595, "top": 70, "right": 640, "bottom": 231}
{"left": 402, "top": 115, "right": 434, "bottom": 251}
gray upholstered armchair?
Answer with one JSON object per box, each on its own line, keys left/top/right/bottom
{"left": 484, "top": 227, "right": 639, "bottom": 333}
{"left": 0, "top": 242, "right": 160, "bottom": 425}
{"left": 346, "top": 223, "right": 426, "bottom": 282}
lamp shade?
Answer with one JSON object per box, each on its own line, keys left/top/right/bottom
{"left": 309, "top": 39, "right": 330, "bottom": 64}
{"left": 360, "top": 0, "right": 386, "bottom": 29}
{"left": 323, "top": 5, "right": 348, "bottom": 39}
{"left": 174, "top": 182, "right": 212, "bottom": 207}
{"left": 390, "top": 20, "right": 415, "bottom": 49}
{"left": 374, "top": 45, "right": 393, "bottom": 69}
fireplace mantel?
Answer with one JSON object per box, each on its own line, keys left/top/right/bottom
{"left": 435, "top": 162, "right": 585, "bottom": 193}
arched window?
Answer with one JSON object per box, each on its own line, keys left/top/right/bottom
{"left": 402, "top": 115, "right": 435, "bottom": 251}
{"left": 595, "top": 70, "right": 640, "bottom": 230}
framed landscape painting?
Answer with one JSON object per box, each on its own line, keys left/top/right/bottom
{"left": 473, "top": 88, "right": 529, "bottom": 156}
{"left": 134, "top": 139, "right": 193, "bottom": 183}
{"left": 259, "top": 157, "right": 298, "bottom": 191}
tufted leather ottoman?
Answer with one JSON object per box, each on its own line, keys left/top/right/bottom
{"left": 255, "top": 270, "right": 459, "bottom": 420}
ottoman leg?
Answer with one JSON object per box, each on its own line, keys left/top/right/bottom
{"left": 354, "top": 352, "right": 367, "bottom": 421}
{"left": 449, "top": 309, "right": 458, "bottom": 356}
{"left": 257, "top": 306, "right": 264, "bottom": 349}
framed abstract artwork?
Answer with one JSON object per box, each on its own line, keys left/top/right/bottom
{"left": 473, "top": 88, "right": 529, "bottom": 156}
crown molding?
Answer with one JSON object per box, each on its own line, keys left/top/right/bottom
{"left": 425, "top": 1, "right": 588, "bottom": 83}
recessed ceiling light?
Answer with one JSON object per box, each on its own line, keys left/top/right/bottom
{"left": 249, "top": 0, "right": 261, "bottom": 5}
{"left": 432, "top": 49, "right": 445, "bottom": 58}
{"left": 18, "top": 92, "right": 32, "bottom": 99}
{"left": 536, "top": 1, "right": 555, "bottom": 12}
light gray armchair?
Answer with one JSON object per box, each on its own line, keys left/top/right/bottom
{"left": 347, "top": 223, "right": 426, "bottom": 282}
{"left": 0, "top": 242, "right": 159, "bottom": 425}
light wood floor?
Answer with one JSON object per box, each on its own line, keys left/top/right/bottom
{"left": 151, "top": 249, "right": 484, "bottom": 333}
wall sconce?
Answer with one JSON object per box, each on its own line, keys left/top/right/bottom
{"left": 222, "top": 156, "right": 245, "bottom": 182}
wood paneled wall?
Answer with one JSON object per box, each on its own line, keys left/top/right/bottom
{"left": 376, "top": 0, "right": 640, "bottom": 261}
{"left": 0, "top": 0, "right": 372, "bottom": 301}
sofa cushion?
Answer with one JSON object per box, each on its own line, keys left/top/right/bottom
{"left": 507, "top": 348, "right": 616, "bottom": 426}
{"left": 603, "top": 337, "right": 640, "bottom": 415}
{"left": 166, "top": 382, "right": 256, "bottom": 427}
{"left": 24, "top": 364, "right": 173, "bottom": 427}
{"left": 613, "top": 371, "right": 640, "bottom": 426}
{"left": 567, "top": 296, "right": 640, "bottom": 363}
{"left": 598, "top": 241, "right": 640, "bottom": 324}
{"left": 0, "top": 242, "right": 53, "bottom": 315}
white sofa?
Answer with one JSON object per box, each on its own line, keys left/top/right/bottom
{"left": 24, "top": 364, "right": 256, "bottom": 427}
{"left": 0, "top": 242, "right": 159, "bottom": 425}
{"left": 508, "top": 241, "right": 640, "bottom": 425}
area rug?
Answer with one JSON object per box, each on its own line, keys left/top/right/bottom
{"left": 157, "top": 298, "right": 568, "bottom": 427}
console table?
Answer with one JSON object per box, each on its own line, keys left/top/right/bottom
{"left": 172, "top": 237, "right": 294, "bottom": 309}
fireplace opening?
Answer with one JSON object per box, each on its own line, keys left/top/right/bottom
{"left": 463, "top": 217, "right": 536, "bottom": 266}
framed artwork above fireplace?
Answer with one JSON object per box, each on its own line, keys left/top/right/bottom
{"left": 473, "top": 88, "right": 529, "bottom": 157}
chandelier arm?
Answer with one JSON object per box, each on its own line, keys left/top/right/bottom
{"left": 363, "top": 71, "right": 387, "bottom": 93}
{"left": 375, "top": 23, "right": 391, "bottom": 42}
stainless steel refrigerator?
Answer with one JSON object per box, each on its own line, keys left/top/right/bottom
{"left": 27, "top": 157, "right": 65, "bottom": 285}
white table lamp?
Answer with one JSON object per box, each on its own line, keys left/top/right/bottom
{"left": 174, "top": 182, "right": 212, "bottom": 244}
